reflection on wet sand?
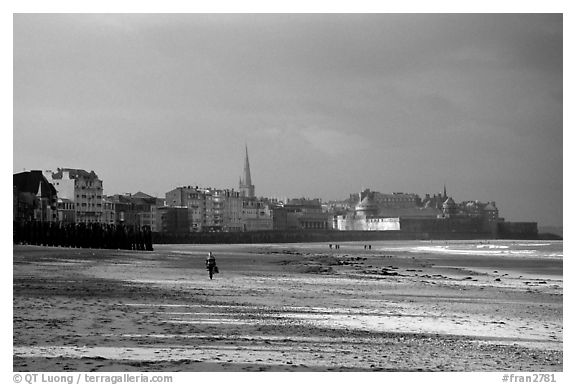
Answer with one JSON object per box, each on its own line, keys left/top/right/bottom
{"left": 13, "top": 240, "right": 562, "bottom": 371}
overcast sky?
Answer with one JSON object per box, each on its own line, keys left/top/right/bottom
{"left": 13, "top": 14, "right": 562, "bottom": 226}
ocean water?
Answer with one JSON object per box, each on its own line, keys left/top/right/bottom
{"left": 401, "top": 239, "right": 563, "bottom": 259}
{"left": 158, "top": 239, "right": 563, "bottom": 262}
{"left": 247, "top": 239, "right": 564, "bottom": 260}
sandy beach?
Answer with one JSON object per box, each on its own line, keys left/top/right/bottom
{"left": 13, "top": 240, "right": 562, "bottom": 371}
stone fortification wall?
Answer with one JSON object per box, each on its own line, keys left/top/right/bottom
{"left": 498, "top": 222, "right": 538, "bottom": 239}
{"left": 152, "top": 229, "right": 494, "bottom": 244}
{"left": 337, "top": 216, "right": 401, "bottom": 231}
{"left": 400, "top": 217, "right": 488, "bottom": 234}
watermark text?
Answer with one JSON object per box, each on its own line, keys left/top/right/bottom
{"left": 13, "top": 373, "right": 173, "bottom": 385}
{"left": 502, "top": 374, "right": 557, "bottom": 383}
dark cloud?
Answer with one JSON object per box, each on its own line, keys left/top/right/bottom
{"left": 13, "top": 14, "right": 562, "bottom": 225}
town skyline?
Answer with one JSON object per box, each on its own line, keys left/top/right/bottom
{"left": 14, "top": 154, "right": 534, "bottom": 221}
{"left": 13, "top": 14, "right": 562, "bottom": 226}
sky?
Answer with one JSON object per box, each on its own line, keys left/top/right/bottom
{"left": 12, "top": 13, "right": 563, "bottom": 226}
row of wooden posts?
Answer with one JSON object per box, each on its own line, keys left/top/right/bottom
{"left": 13, "top": 220, "right": 154, "bottom": 251}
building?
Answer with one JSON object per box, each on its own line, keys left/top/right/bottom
{"left": 336, "top": 191, "right": 401, "bottom": 231}
{"left": 131, "top": 192, "right": 165, "bottom": 232}
{"left": 347, "top": 190, "right": 422, "bottom": 208}
{"left": 241, "top": 198, "right": 273, "bottom": 231}
{"left": 13, "top": 170, "right": 58, "bottom": 222}
{"left": 421, "top": 187, "right": 449, "bottom": 210}
{"left": 157, "top": 206, "right": 190, "bottom": 235}
{"left": 270, "top": 198, "right": 332, "bottom": 230}
{"left": 221, "top": 189, "right": 244, "bottom": 232}
{"left": 164, "top": 183, "right": 276, "bottom": 233}
{"left": 344, "top": 188, "right": 439, "bottom": 219}
{"left": 106, "top": 192, "right": 164, "bottom": 230}
{"left": 239, "top": 145, "right": 255, "bottom": 198}
{"left": 102, "top": 197, "right": 116, "bottom": 225}
{"left": 335, "top": 188, "right": 499, "bottom": 235}
{"left": 456, "top": 200, "right": 500, "bottom": 234}
{"left": 107, "top": 194, "right": 138, "bottom": 226}
{"left": 334, "top": 186, "right": 504, "bottom": 237}
{"left": 43, "top": 168, "right": 104, "bottom": 224}
{"left": 373, "top": 191, "right": 422, "bottom": 208}
{"left": 56, "top": 198, "right": 75, "bottom": 223}
{"left": 165, "top": 186, "right": 237, "bottom": 232}
{"left": 166, "top": 186, "right": 211, "bottom": 232}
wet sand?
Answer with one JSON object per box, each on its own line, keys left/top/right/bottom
{"left": 13, "top": 241, "right": 563, "bottom": 371}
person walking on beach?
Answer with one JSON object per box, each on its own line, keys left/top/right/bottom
{"left": 206, "top": 252, "right": 218, "bottom": 280}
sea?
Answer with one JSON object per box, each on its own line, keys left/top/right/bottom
{"left": 237, "top": 239, "right": 564, "bottom": 260}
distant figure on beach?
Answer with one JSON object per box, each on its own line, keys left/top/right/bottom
{"left": 369, "top": 245, "right": 372, "bottom": 250}
{"left": 329, "top": 244, "right": 332, "bottom": 249}
{"left": 206, "top": 252, "right": 218, "bottom": 280}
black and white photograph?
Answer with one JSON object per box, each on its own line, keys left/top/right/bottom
{"left": 9, "top": 5, "right": 567, "bottom": 380}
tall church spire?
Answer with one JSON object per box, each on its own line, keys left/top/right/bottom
{"left": 243, "top": 145, "right": 252, "bottom": 186}
{"left": 239, "top": 145, "right": 255, "bottom": 198}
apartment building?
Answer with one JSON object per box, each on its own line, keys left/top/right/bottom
{"left": 43, "top": 168, "right": 104, "bottom": 224}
